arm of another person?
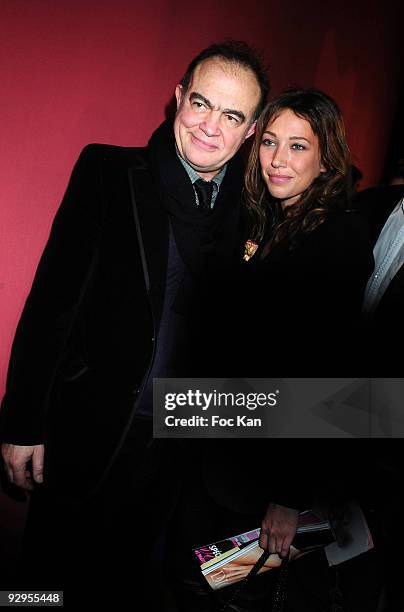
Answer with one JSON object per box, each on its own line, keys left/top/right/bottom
{"left": 0, "top": 145, "right": 106, "bottom": 490}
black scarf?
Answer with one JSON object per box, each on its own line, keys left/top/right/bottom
{"left": 147, "top": 119, "right": 244, "bottom": 312}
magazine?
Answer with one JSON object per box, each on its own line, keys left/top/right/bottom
{"left": 193, "top": 502, "right": 373, "bottom": 590}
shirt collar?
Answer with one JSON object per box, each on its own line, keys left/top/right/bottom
{"left": 391, "top": 196, "right": 404, "bottom": 216}
{"left": 176, "top": 149, "right": 227, "bottom": 190}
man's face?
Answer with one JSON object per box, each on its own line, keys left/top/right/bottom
{"left": 174, "top": 58, "right": 261, "bottom": 180}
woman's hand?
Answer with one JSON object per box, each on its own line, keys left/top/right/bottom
{"left": 259, "top": 502, "right": 299, "bottom": 559}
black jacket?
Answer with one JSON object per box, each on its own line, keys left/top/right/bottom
{"left": 0, "top": 120, "right": 244, "bottom": 500}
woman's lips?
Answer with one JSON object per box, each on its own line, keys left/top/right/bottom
{"left": 268, "top": 175, "right": 293, "bottom": 184}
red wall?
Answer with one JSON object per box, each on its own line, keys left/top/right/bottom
{"left": 0, "top": 0, "right": 402, "bottom": 578}
{"left": 0, "top": 0, "right": 402, "bottom": 421}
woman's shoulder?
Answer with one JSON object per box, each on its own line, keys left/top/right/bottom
{"left": 324, "top": 204, "right": 369, "bottom": 227}
{"left": 298, "top": 206, "right": 373, "bottom": 268}
{"left": 315, "top": 206, "right": 371, "bottom": 244}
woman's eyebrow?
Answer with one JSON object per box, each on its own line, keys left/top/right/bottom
{"left": 289, "top": 136, "right": 311, "bottom": 143}
{"left": 263, "top": 130, "right": 311, "bottom": 143}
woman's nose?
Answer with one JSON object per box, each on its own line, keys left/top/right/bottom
{"left": 271, "top": 147, "right": 287, "bottom": 168}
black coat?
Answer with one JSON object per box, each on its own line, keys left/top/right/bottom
{"left": 202, "top": 207, "right": 375, "bottom": 515}
{"left": 235, "top": 209, "right": 374, "bottom": 376}
{"left": 0, "top": 121, "right": 244, "bottom": 500}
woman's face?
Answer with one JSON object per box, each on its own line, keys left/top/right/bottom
{"left": 259, "top": 109, "right": 326, "bottom": 208}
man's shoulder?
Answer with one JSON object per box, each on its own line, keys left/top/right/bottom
{"left": 77, "top": 143, "right": 149, "bottom": 170}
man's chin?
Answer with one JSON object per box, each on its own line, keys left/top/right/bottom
{"left": 186, "top": 156, "right": 224, "bottom": 177}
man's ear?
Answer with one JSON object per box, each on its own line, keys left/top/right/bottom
{"left": 245, "top": 121, "right": 257, "bottom": 141}
{"left": 175, "top": 84, "right": 183, "bottom": 110}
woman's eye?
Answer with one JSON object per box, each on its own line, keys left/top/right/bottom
{"left": 262, "top": 139, "right": 275, "bottom": 146}
{"left": 291, "top": 143, "right": 305, "bottom": 151}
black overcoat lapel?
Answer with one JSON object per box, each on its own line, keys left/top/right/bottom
{"left": 128, "top": 159, "right": 169, "bottom": 329}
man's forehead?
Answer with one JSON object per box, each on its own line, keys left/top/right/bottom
{"left": 187, "top": 58, "right": 260, "bottom": 112}
{"left": 189, "top": 57, "right": 253, "bottom": 86}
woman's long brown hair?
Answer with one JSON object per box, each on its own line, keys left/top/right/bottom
{"left": 244, "top": 88, "right": 352, "bottom": 248}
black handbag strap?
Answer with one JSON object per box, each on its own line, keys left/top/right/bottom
{"left": 270, "top": 556, "right": 289, "bottom": 612}
{"left": 219, "top": 551, "right": 289, "bottom": 612}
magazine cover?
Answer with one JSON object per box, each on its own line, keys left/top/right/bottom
{"left": 193, "top": 503, "right": 373, "bottom": 590}
{"left": 193, "top": 510, "right": 334, "bottom": 590}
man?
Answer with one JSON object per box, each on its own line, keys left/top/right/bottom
{"left": 355, "top": 183, "right": 404, "bottom": 611}
{"left": 0, "top": 42, "right": 269, "bottom": 608}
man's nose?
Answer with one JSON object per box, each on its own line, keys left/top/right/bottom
{"left": 199, "top": 111, "right": 221, "bottom": 136}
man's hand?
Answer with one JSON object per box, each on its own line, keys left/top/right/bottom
{"left": 1, "top": 444, "right": 44, "bottom": 491}
{"left": 259, "top": 502, "right": 299, "bottom": 559}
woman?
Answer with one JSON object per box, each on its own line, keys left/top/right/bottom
{"left": 234, "top": 89, "right": 380, "bottom": 611}
{"left": 241, "top": 88, "right": 373, "bottom": 376}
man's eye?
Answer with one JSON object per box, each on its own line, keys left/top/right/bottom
{"left": 291, "top": 143, "right": 305, "bottom": 151}
{"left": 226, "top": 115, "right": 239, "bottom": 124}
{"left": 192, "top": 101, "right": 205, "bottom": 109}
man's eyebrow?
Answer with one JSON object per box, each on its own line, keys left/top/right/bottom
{"left": 223, "top": 108, "right": 246, "bottom": 122}
{"left": 189, "top": 92, "right": 246, "bottom": 123}
{"left": 189, "top": 92, "right": 213, "bottom": 109}
{"left": 263, "top": 130, "right": 311, "bottom": 143}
